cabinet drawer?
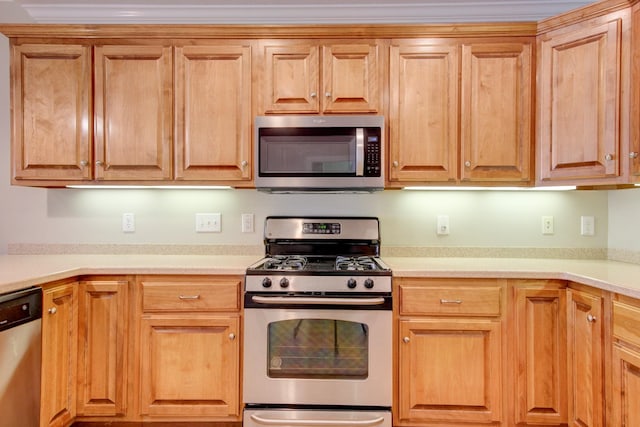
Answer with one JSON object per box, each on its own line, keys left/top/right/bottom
{"left": 142, "top": 280, "right": 240, "bottom": 312}
{"left": 399, "top": 285, "right": 502, "bottom": 316}
{"left": 613, "top": 300, "right": 640, "bottom": 348}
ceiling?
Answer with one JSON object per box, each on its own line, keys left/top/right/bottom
{"left": 0, "top": 0, "right": 597, "bottom": 24}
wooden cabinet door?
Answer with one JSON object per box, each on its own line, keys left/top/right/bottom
{"left": 322, "top": 43, "right": 380, "bottom": 113}
{"left": 261, "top": 42, "right": 320, "bottom": 113}
{"left": 11, "top": 44, "right": 91, "bottom": 182}
{"left": 460, "top": 41, "right": 533, "bottom": 183}
{"left": 611, "top": 344, "right": 640, "bottom": 426}
{"left": 41, "top": 283, "right": 78, "bottom": 427}
{"left": 175, "top": 44, "right": 252, "bottom": 182}
{"left": 513, "top": 285, "right": 567, "bottom": 425}
{"left": 94, "top": 45, "right": 173, "bottom": 181}
{"left": 139, "top": 315, "right": 240, "bottom": 417}
{"left": 389, "top": 42, "right": 458, "bottom": 183}
{"left": 398, "top": 318, "right": 502, "bottom": 423}
{"left": 538, "top": 15, "right": 622, "bottom": 183}
{"left": 567, "top": 289, "right": 604, "bottom": 427}
{"left": 76, "top": 280, "right": 129, "bottom": 417}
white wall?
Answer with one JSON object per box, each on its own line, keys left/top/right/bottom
{"left": 607, "top": 187, "right": 640, "bottom": 252}
{"left": 0, "top": 7, "right": 619, "bottom": 255}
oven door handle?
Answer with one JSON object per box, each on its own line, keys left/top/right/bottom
{"left": 251, "top": 295, "right": 386, "bottom": 306}
{"left": 250, "top": 414, "right": 386, "bottom": 427}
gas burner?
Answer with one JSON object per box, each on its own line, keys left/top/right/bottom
{"left": 335, "top": 256, "right": 377, "bottom": 271}
{"left": 263, "top": 255, "right": 307, "bottom": 271}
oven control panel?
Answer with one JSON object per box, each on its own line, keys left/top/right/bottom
{"left": 302, "top": 222, "right": 341, "bottom": 235}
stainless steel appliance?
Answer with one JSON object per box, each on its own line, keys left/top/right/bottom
{"left": 243, "top": 217, "right": 392, "bottom": 427}
{"left": 254, "top": 116, "right": 384, "bottom": 192}
{"left": 0, "top": 287, "right": 42, "bottom": 427}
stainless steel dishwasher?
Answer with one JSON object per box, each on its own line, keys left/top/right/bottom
{"left": 0, "top": 287, "right": 42, "bottom": 427}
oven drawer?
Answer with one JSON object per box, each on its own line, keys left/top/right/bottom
{"left": 141, "top": 277, "right": 241, "bottom": 312}
{"left": 398, "top": 280, "right": 502, "bottom": 316}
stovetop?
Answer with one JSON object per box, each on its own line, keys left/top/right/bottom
{"left": 249, "top": 255, "right": 390, "bottom": 273}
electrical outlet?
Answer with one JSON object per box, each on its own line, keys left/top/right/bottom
{"left": 542, "top": 216, "right": 554, "bottom": 235}
{"left": 241, "top": 213, "right": 254, "bottom": 233}
{"left": 122, "top": 213, "right": 135, "bottom": 233}
{"left": 436, "top": 215, "right": 450, "bottom": 235}
{"left": 195, "top": 213, "right": 221, "bottom": 233}
{"left": 581, "top": 215, "right": 595, "bottom": 236}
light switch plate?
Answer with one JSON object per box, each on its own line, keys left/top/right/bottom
{"left": 195, "top": 213, "right": 221, "bottom": 233}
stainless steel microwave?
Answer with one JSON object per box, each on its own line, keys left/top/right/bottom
{"left": 255, "top": 115, "right": 384, "bottom": 192}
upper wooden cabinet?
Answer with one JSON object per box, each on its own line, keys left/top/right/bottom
{"left": 11, "top": 44, "right": 92, "bottom": 182}
{"left": 537, "top": 9, "right": 630, "bottom": 185}
{"left": 258, "top": 40, "right": 382, "bottom": 114}
{"left": 174, "top": 43, "right": 252, "bottom": 181}
{"left": 388, "top": 38, "right": 534, "bottom": 187}
{"left": 94, "top": 45, "right": 173, "bottom": 181}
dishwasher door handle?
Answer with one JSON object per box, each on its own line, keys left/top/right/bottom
{"left": 250, "top": 414, "right": 385, "bottom": 427}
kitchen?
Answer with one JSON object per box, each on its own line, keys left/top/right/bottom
{"left": 1, "top": 0, "right": 640, "bottom": 426}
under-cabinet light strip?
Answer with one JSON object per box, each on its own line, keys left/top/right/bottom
{"left": 66, "top": 185, "right": 232, "bottom": 190}
{"left": 402, "top": 186, "right": 577, "bottom": 191}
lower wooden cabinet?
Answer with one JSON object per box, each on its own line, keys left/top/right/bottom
{"left": 512, "top": 281, "right": 567, "bottom": 425}
{"left": 611, "top": 296, "right": 640, "bottom": 425}
{"left": 76, "top": 279, "right": 129, "bottom": 417}
{"left": 41, "top": 281, "right": 78, "bottom": 427}
{"left": 395, "top": 278, "right": 505, "bottom": 425}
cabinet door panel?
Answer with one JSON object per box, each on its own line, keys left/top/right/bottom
{"left": 175, "top": 44, "right": 252, "bottom": 181}
{"left": 461, "top": 42, "right": 532, "bottom": 182}
{"left": 76, "top": 280, "right": 128, "bottom": 416}
{"left": 94, "top": 45, "right": 172, "bottom": 180}
{"left": 12, "top": 44, "right": 91, "bottom": 181}
{"left": 139, "top": 315, "right": 240, "bottom": 417}
{"left": 398, "top": 319, "right": 502, "bottom": 423}
{"left": 612, "top": 344, "right": 640, "bottom": 426}
{"left": 262, "top": 43, "right": 319, "bottom": 113}
{"left": 389, "top": 42, "right": 458, "bottom": 183}
{"left": 567, "top": 289, "right": 604, "bottom": 427}
{"left": 322, "top": 43, "right": 379, "bottom": 113}
{"left": 41, "top": 284, "right": 77, "bottom": 427}
{"left": 538, "top": 18, "right": 622, "bottom": 182}
{"left": 514, "top": 287, "right": 567, "bottom": 424}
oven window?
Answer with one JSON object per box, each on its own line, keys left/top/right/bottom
{"left": 267, "top": 319, "right": 368, "bottom": 379}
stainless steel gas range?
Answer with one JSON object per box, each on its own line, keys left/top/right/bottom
{"left": 243, "top": 216, "right": 392, "bottom": 427}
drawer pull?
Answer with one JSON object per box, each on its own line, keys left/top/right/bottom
{"left": 440, "top": 299, "right": 462, "bottom": 305}
{"left": 178, "top": 295, "right": 201, "bottom": 300}
{"left": 587, "top": 313, "right": 597, "bottom": 323}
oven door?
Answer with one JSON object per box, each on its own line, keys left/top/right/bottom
{"left": 243, "top": 302, "right": 391, "bottom": 407}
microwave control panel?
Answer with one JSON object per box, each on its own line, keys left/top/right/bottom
{"left": 365, "top": 131, "right": 382, "bottom": 177}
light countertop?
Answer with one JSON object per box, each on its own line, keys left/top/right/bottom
{"left": 1, "top": 254, "right": 640, "bottom": 299}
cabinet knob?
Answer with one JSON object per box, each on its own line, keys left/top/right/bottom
{"left": 605, "top": 154, "right": 613, "bottom": 161}
{"left": 48, "top": 307, "right": 57, "bottom": 315}
{"left": 464, "top": 161, "right": 471, "bottom": 168}
{"left": 393, "top": 161, "right": 399, "bottom": 168}
{"left": 325, "top": 92, "right": 332, "bottom": 98}
{"left": 630, "top": 152, "right": 639, "bottom": 159}
{"left": 587, "top": 313, "right": 597, "bottom": 323}
{"left": 79, "top": 160, "right": 88, "bottom": 167}
{"left": 310, "top": 92, "right": 317, "bottom": 98}
{"left": 403, "top": 336, "right": 410, "bottom": 343}
{"left": 229, "top": 333, "right": 236, "bottom": 340}
{"left": 95, "top": 160, "right": 103, "bottom": 166}
{"left": 241, "top": 160, "right": 248, "bottom": 168}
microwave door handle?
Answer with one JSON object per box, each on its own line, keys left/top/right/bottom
{"left": 251, "top": 295, "right": 386, "bottom": 306}
{"left": 355, "top": 128, "right": 365, "bottom": 176}
{"left": 250, "top": 414, "right": 386, "bottom": 427}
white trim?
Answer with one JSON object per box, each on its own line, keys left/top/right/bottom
{"left": 19, "top": 1, "right": 595, "bottom": 24}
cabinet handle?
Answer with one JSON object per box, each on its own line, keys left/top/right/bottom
{"left": 402, "top": 336, "right": 410, "bottom": 343}
{"left": 325, "top": 92, "right": 332, "bottom": 98}
{"left": 229, "top": 333, "right": 236, "bottom": 340}
{"left": 79, "top": 160, "right": 88, "bottom": 167}
{"left": 464, "top": 161, "right": 471, "bottom": 168}
{"left": 178, "top": 295, "right": 200, "bottom": 300}
{"left": 241, "top": 160, "right": 248, "bottom": 168}
{"left": 440, "top": 299, "right": 463, "bottom": 304}
{"left": 48, "top": 307, "right": 57, "bottom": 314}
{"left": 95, "top": 160, "right": 103, "bottom": 166}
{"left": 605, "top": 154, "right": 613, "bottom": 161}
{"left": 630, "top": 152, "right": 639, "bottom": 159}
{"left": 310, "top": 92, "right": 317, "bottom": 98}
{"left": 587, "top": 313, "right": 597, "bottom": 323}
{"left": 393, "top": 161, "right": 399, "bottom": 168}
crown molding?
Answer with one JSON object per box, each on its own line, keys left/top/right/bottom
{"left": 18, "top": 1, "right": 595, "bottom": 24}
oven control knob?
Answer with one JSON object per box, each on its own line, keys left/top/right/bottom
{"left": 262, "top": 277, "right": 272, "bottom": 288}
{"left": 347, "top": 278, "right": 357, "bottom": 289}
{"left": 280, "top": 277, "right": 290, "bottom": 288}
{"left": 364, "top": 278, "right": 375, "bottom": 289}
